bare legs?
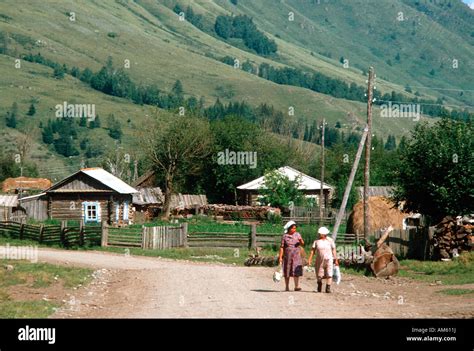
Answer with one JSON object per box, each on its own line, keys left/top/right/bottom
{"left": 284, "top": 277, "right": 300, "bottom": 291}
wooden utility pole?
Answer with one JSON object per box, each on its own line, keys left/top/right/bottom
{"left": 319, "top": 118, "right": 325, "bottom": 225}
{"left": 332, "top": 126, "right": 369, "bottom": 241}
{"left": 363, "top": 67, "right": 375, "bottom": 239}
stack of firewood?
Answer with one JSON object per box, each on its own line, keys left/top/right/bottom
{"left": 432, "top": 216, "right": 473, "bottom": 259}
{"left": 244, "top": 255, "right": 278, "bottom": 267}
{"left": 202, "top": 204, "right": 280, "bottom": 220}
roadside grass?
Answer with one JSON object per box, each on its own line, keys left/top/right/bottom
{"left": 341, "top": 252, "right": 474, "bottom": 285}
{"left": 95, "top": 246, "right": 279, "bottom": 266}
{"left": 437, "top": 288, "right": 474, "bottom": 296}
{"left": 0, "top": 259, "right": 92, "bottom": 318}
{"left": 0, "top": 299, "right": 58, "bottom": 319}
{"left": 397, "top": 252, "right": 474, "bottom": 285}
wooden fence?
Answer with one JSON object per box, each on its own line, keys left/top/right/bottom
{"left": 0, "top": 221, "right": 101, "bottom": 247}
{"left": 102, "top": 223, "right": 187, "bottom": 250}
{"left": 373, "top": 227, "right": 432, "bottom": 259}
{"left": 187, "top": 224, "right": 364, "bottom": 249}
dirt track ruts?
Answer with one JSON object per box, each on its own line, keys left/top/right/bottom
{"left": 34, "top": 248, "right": 474, "bottom": 318}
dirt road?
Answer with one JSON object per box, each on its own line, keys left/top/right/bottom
{"left": 35, "top": 248, "right": 473, "bottom": 318}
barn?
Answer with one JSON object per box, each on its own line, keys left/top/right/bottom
{"left": 21, "top": 168, "right": 138, "bottom": 225}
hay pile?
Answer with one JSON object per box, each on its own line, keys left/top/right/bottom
{"left": 347, "top": 196, "right": 409, "bottom": 235}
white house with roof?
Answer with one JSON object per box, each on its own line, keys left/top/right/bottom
{"left": 236, "top": 166, "right": 333, "bottom": 207}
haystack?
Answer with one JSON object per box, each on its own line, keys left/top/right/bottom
{"left": 346, "top": 196, "right": 409, "bottom": 235}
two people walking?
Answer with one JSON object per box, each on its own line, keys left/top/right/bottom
{"left": 278, "top": 221, "right": 338, "bottom": 293}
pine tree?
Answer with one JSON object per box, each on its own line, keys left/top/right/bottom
{"left": 5, "top": 102, "right": 18, "bottom": 128}
{"left": 27, "top": 103, "right": 36, "bottom": 116}
{"left": 42, "top": 123, "right": 54, "bottom": 144}
{"left": 79, "top": 116, "right": 87, "bottom": 127}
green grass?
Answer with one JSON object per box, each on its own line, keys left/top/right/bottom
{"left": 96, "top": 245, "right": 277, "bottom": 265}
{"left": 0, "top": 300, "right": 59, "bottom": 319}
{"left": 437, "top": 288, "right": 474, "bottom": 296}
{"left": 1, "top": 0, "right": 463, "bottom": 175}
{"left": 0, "top": 259, "right": 92, "bottom": 289}
{"left": 0, "top": 259, "right": 92, "bottom": 318}
{"left": 341, "top": 252, "right": 474, "bottom": 285}
{"left": 397, "top": 252, "right": 474, "bottom": 285}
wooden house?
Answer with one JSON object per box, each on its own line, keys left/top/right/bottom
{"left": 237, "top": 166, "right": 333, "bottom": 207}
{"left": 23, "top": 168, "right": 138, "bottom": 225}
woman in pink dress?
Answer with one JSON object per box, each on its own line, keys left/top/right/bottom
{"left": 307, "top": 226, "right": 339, "bottom": 293}
{"left": 278, "top": 221, "right": 304, "bottom": 291}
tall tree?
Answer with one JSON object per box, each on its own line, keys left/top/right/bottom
{"left": 142, "top": 115, "right": 213, "bottom": 218}
{"left": 393, "top": 119, "right": 473, "bottom": 223}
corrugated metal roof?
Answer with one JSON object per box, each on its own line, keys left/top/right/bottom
{"left": 81, "top": 168, "right": 138, "bottom": 194}
{"left": 237, "top": 166, "right": 332, "bottom": 191}
{"left": 47, "top": 168, "right": 138, "bottom": 194}
{"left": 0, "top": 195, "right": 19, "bottom": 207}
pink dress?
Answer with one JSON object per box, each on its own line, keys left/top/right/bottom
{"left": 312, "top": 237, "right": 336, "bottom": 279}
{"left": 281, "top": 233, "right": 303, "bottom": 277}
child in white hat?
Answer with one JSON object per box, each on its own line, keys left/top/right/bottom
{"left": 307, "top": 226, "right": 339, "bottom": 293}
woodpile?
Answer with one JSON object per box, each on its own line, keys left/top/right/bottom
{"left": 202, "top": 204, "right": 280, "bottom": 220}
{"left": 432, "top": 215, "right": 473, "bottom": 260}
{"left": 244, "top": 255, "right": 278, "bottom": 267}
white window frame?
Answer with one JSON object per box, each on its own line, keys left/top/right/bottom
{"left": 83, "top": 202, "right": 100, "bottom": 223}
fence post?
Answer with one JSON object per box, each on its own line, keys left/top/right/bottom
{"left": 39, "top": 224, "right": 44, "bottom": 244}
{"left": 79, "top": 219, "right": 85, "bottom": 246}
{"left": 101, "top": 221, "right": 108, "bottom": 247}
{"left": 19, "top": 223, "right": 24, "bottom": 240}
{"left": 182, "top": 222, "right": 188, "bottom": 248}
{"left": 60, "top": 221, "right": 66, "bottom": 246}
{"left": 249, "top": 223, "right": 257, "bottom": 250}
{"left": 141, "top": 225, "right": 147, "bottom": 249}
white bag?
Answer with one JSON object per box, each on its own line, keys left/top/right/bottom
{"left": 333, "top": 265, "right": 341, "bottom": 285}
{"left": 273, "top": 266, "right": 283, "bottom": 283}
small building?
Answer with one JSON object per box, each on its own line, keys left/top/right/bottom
{"left": 23, "top": 168, "right": 138, "bottom": 225}
{"left": 132, "top": 186, "right": 208, "bottom": 220}
{"left": 2, "top": 177, "right": 51, "bottom": 195}
{"left": 0, "top": 194, "right": 26, "bottom": 221}
{"left": 237, "top": 166, "right": 333, "bottom": 207}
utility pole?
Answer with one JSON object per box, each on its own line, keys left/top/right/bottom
{"left": 133, "top": 160, "right": 138, "bottom": 182}
{"left": 364, "top": 67, "right": 375, "bottom": 239}
{"left": 332, "top": 126, "right": 369, "bottom": 241}
{"left": 319, "top": 118, "right": 325, "bottom": 225}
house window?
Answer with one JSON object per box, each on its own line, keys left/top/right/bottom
{"left": 83, "top": 202, "right": 100, "bottom": 223}
{"left": 123, "top": 201, "right": 129, "bottom": 221}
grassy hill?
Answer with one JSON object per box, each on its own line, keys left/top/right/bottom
{"left": 0, "top": 0, "right": 471, "bottom": 179}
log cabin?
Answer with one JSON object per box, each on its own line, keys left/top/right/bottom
{"left": 23, "top": 168, "right": 138, "bottom": 225}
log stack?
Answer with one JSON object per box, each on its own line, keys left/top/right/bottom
{"left": 202, "top": 204, "right": 280, "bottom": 221}
{"left": 432, "top": 216, "right": 473, "bottom": 260}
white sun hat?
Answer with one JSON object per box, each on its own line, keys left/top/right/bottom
{"left": 318, "top": 226, "right": 330, "bottom": 235}
{"left": 284, "top": 220, "right": 297, "bottom": 234}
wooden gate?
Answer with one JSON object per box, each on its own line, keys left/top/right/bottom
{"left": 142, "top": 224, "right": 187, "bottom": 249}
{"left": 102, "top": 223, "right": 188, "bottom": 249}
